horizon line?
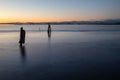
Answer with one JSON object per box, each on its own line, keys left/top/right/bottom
{"left": 1, "top": 18, "right": 120, "bottom": 24}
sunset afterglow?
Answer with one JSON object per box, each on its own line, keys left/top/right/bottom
{"left": 0, "top": 0, "right": 120, "bottom": 23}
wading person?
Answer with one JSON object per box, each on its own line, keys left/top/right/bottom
{"left": 19, "top": 27, "right": 26, "bottom": 46}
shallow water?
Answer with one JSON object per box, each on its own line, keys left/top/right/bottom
{"left": 0, "top": 25, "right": 120, "bottom": 80}
{"left": 0, "top": 24, "right": 120, "bottom": 32}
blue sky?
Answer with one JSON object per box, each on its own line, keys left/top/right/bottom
{"left": 0, "top": 0, "right": 120, "bottom": 22}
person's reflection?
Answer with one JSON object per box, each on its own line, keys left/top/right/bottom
{"left": 48, "top": 30, "right": 51, "bottom": 38}
{"left": 19, "top": 45, "right": 26, "bottom": 63}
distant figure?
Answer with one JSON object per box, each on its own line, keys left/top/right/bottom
{"left": 48, "top": 23, "right": 51, "bottom": 33}
{"left": 47, "top": 24, "right": 51, "bottom": 38}
{"left": 19, "top": 27, "right": 26, "bottom": 46}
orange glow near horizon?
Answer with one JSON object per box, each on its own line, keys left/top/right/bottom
{"left": 0, "top": 15, "right": 110, "bottom": 23}
{"left": 0, "top": 0, "right": 119, "bottom": 23}
{"left": 0, "top": 17, "right": 91, "bottom": 23}
{"left": 0, "top": 9, "right": 119, "bottom": 23}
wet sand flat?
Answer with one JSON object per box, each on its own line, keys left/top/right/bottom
{"left": 0, "top": 31, "right": 120, "bottom": 80}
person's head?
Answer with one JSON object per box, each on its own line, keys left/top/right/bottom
{"left": 21, "top": 27, "right": 23, "bottom": 30}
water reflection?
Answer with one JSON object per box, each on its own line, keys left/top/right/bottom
{"left": 47, "top": 27, "right": 52, "bottom": 54}
{"left": 19, "top": 45, "right": 26, "bottom": 63}
{"left": 48, "top": 31, "right": 51, "bottom": 38}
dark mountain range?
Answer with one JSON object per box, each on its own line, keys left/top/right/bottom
{"left": 1, "top": 19, "right": 120, "bottom": 25}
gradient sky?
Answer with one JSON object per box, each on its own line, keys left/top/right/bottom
{"left": 0, "top": 0, "right": 120, "bottom": 22}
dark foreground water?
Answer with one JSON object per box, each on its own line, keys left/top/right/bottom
{"left": 0, "top": 25, "right": 120, "bottom": 80}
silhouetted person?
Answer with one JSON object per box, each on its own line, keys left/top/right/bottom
{"left": 48, "top": 23, "right": 51, "bottom": 33}
{"left": 47, "top": 24, "right": 51, "bottom": 38}
{"left": 19, "top": 27, "right": 26, "bottom": 46}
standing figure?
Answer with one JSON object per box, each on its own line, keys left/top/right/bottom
{"left": 47, "top": 24, "right": 51, "bottom": 38}
{"left": 19, "top": 27, "right": 26, "bottom": 46}
{"left": 48, "top": 24, "right": 51, "bottom": 32}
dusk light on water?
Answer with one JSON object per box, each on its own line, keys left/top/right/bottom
{"left": 0, "top": 0, "right": 120, "bottom": 80}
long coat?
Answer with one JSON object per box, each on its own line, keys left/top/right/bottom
{"left": 19, "top": 30, "right": 26, "bottom": 43}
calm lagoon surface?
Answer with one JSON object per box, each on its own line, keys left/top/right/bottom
{"left": 0, "top": 25, "right": 120, "bottom": 80}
